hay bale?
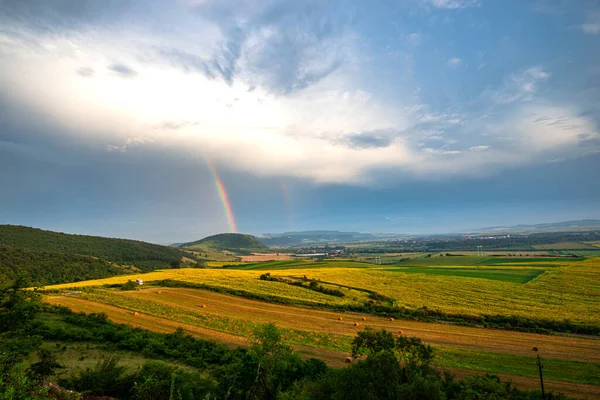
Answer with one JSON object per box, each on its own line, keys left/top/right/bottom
{"left": 338, "top": 317, "right": 343, "bottom": 321}
{"left": 157, "top": 291, "right": 162, "bottom": 294}
{"left": 132, "top": 312, "right": 139, "bottom": 316}
{"left": 354, "top": 322, "right": 360, "bottom": 327}
{"left": 345, "top": 357, "right": 352, "bottom": 364}
{"left": 394, "top": 330, "right": 403, "bottom": 338}
{"left": 361, "top": 317, "right": 367, "bottom": 321}
{"left": 201, "top": 304, "right": 206, "bottom": 308}
{"left": 389, "top": 317, "right": 395, "bottom": 322}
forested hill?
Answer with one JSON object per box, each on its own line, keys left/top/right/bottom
{"left": 0, "top": 225, "right": 192, "bottom": 286}
{"left": 179, "top": 233, "right": 268, "bottom": 253}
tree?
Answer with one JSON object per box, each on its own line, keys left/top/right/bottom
{"left": 27, "top": 349, "right": 65, "bottom": 384}
{"left": 351, "top": 328, "right": 395, "bottom": 358}
{"left": 395, "top": 335, "right": 435, "bottom": 370}
{"left": 248, "top": 323, "right": 293, "bottom": 400}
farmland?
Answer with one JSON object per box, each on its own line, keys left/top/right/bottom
{"left": 45, "top": 258, "right": 600, "bottom": 326}
{"left": 38, "top": 256, "right": 600, "bottom": 397}
{"left": 383, "top": 266, "right": 546, "bottom": 283}
{"left": 43, "top": 283, "right": 600, "bottom": 398}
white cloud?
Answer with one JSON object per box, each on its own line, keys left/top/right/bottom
{"left": 469, "top": 145, "right": 489, "bottom": 151}
{"left": 484, "top": 66, "right": 550, "bottom": 104}
{"left": 430, "top": 0, "right": 481, "bottom": 9}
{"left": 580, "top": 13, "right": 600, "bottom": 34}
{"left": 407, "top": 33, "right": 421, "bottom": 45}
{"left": 1, "top": 5, "right": 598, "bottom": 186}
{"left": 106, "top": 137, "right": 154, "bottom": 152}
{"left": 447, "top": 57, "right": 462, "bottom": 67}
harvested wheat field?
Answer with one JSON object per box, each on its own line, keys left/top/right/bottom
{"left": 238, "top": 253, "right": 293, "bottom": 262}
{"left": 64, "top": 288, "right": 600, "bottom": 361}
{"left": 45, "top": 290, "right": 600, "bottom": 399}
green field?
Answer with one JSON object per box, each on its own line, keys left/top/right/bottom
{"left": 393, "top": 255, "right": 582, "bottom": 267}
{"left": 436, "top": 347, "right": 600, "bottom": 386}
{"left": 384, "top": 267, "right": 546, "bottom": 283}
{"left": 533, "top": 242, "right": 598, "bottom": 250}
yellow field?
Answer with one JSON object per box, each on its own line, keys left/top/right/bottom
{"left": 45, "top": 258, "right": 600, "bottom": 325}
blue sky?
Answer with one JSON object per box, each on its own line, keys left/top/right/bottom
{"left": 1, "top": 0, "right": 599, "bottom": 243}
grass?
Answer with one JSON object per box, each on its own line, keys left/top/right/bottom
{"left": 552, "top": 250, "right": 600, "bottom": 257}
{"left": 477, "top": 257, "right": 584, "bottom": 264}
{"left": 436, "top": 347, "right": 600, "bottom": 386}
{"left": 383, "top": 267, "right": 546, "bottom": 284}
{"left": 33, "top": 341, "right": 199, "bottom": 379}
{"left": 394, "top": 255, "right": 488, "bottom": 266}
{"left": 533, "top": 242, "right": 598, "bottom": 250}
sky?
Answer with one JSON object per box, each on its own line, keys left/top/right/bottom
{"left": 1, "top": 0, "right": 599, "bottom": 243}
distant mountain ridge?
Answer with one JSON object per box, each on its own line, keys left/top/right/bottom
{"left": 257, "top": 230, "right": 402, "bottom": 246}
{"left": 469, "top": 219, "right": 600, "bottom": 234}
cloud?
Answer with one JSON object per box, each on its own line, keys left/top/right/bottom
{"left": 178, "top": 0, "right": 355, "bottom": 94}
{"left": 407, "top": 33, "right": 421, "bottom": 45}
{"left": 447, "top": 57, "right": 462, "bottom": 67}
{"left": 0, "top": 0, "right": 598, "bottom": 187}
{"left": 108, "top": 63, "right": 137, "bottom": 78}
{"left": 469, "top": 145, "right": 489, "bottom": 151}
{"left": 339, "top": 131, "right": 395, "bottom": 149}
{"left": 105, "top": 137, "right": 153, "bottom": 152}
{"left": 160, "top": 120, "right": 200, "bottom": 130}
{"left": 76, "top": 67, "right": 94, "bottom": 77}
{"left": 429, "top": 0, "right": 480, "bottom": 9}
{"left": 484, "top": 66, "right": 550, "bottom": 104}
{"left": 580, "top": 13, "right": 600, "bottom": 34}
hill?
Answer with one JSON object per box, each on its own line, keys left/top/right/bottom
{"left": 0, "top": 225, "right": 194, "bottom": 285}
{"left": 179, "top": 233, "right": 268, "bottom": 254}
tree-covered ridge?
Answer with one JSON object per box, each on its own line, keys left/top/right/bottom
{"left": 0, "top": 225, "right": 186, "bottom": 266}
{"left": 0, "top": 225, "right": 199, "bottom": 285}
{"left": 0, "top": 245, "right": 137, "bottom": 286}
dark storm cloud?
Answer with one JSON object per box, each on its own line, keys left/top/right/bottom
{"left": 108, "top": 63, "right": 137, "bottom": 78}
{"left": 340, "top": 131, "right": 394, "bottom": 149}
{"left": 0, "top": 0, "right": 138, "bottom": 34}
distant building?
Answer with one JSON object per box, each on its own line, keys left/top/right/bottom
{"left": 136, "top": 279, "right": 144, "bottom": 285}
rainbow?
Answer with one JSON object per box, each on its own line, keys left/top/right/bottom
{"left": 205, "top": 160, "right": 238, "bottom": 233}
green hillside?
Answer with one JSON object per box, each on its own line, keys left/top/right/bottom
{"left": 0, "top": 225, "right": 194, "bottom": 285}
{"left": 179, "top": 233, "right": 268, "bottom": 254}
